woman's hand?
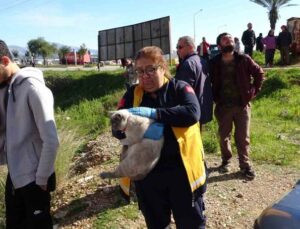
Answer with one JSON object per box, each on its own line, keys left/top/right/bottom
{"left": 143, "top": 122, "right": 164, "bottom": 140}
{"left": 128, "top": 107, "right": 157, "bottom": 119}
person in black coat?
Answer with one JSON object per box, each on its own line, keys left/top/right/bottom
{"left": 256, "top": 33, "right": 264, "bottom": 52}
{"left": 242, "top": 23, "right": 256, "bottom": 57}
{"left": 277, "top": 25, "right": 293, "bottom": 65}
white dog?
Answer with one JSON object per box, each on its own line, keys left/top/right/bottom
{"left": 100, "top": 109, "right": 164, "bottom": 180}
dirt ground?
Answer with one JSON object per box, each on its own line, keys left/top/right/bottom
{"left": 52, "top": 131, "right": 300, "bottom": 229}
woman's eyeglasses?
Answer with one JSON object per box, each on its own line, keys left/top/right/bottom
{"left": 176, "top": 45, "right": 185, "bottom": 50}
{"left": 135, "top": 65, "right": 160, "bottom": 77}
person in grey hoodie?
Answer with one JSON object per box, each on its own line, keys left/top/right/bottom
{"left": 0, "top": 39, "right": 59, "bottom": 229}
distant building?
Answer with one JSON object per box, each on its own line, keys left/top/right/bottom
{"left": 90, "top": 54, "right": 98, "bottom": 63}
{"left": 287, "top": 17, "right": 300, "bottom": 54}
{"left": 65, "top": 51, "right": 91, "bottom": 65}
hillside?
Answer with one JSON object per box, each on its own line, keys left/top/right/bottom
{"left": 49, "top": 67, "right": 300, "bottom": 228}
{"left": 1, "top": 66, "right": 299, "bottom": 228}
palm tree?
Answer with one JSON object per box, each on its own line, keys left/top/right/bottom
{"left": 250, "top": 0, "right": 298, "bottom": 30}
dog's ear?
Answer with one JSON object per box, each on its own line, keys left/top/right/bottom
{"left": 108, "top": 111, "right": 116, "bottom": 118}
{"left": 111, "top": 113, "right": 123, "bottom": 125}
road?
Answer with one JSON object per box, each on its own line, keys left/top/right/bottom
{"left": 38, "top": 65, "right": 121, "bottom": 72}
{"left": 38, "top": 64, "right": 300, "bottom": 72}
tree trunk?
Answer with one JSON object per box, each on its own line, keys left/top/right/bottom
{"left": 270, "top": 22, "right": 276, "bottom": 30}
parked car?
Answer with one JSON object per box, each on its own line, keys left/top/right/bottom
{"left": 254, "top": 180, "right": 300, "bottom": 229}
{"left": 209, "top": 44, "right": 220, "bottom": 59}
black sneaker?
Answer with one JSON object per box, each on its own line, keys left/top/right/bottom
{"left": 241, "top": 168, "right": 256, "bottom": 180}
{"left": 219, "top": 162, "right": 231, "bottom": 173}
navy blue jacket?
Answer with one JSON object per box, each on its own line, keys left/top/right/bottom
{"left": 115, "top": 79, "right": 200, "bottom": 170}
{"left": 175, "top": 53, "right": 213, "bottom": 124}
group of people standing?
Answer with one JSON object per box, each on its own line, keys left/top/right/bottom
{"left": 0, "top": 29, "right": 265, "bottom": 228}
{"left": 241, "top": 22, "right": 293, "bottom": 67}
{"left": 114, "top": 31, "right": 264, "bottom": 228}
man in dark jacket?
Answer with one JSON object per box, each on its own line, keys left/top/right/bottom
{"left": 277, "top": 25, "right": 292, "bottom": 65}
{"left": 256, "top": 33, "right": 264, "bottom": 52}
{"left": 242, "top": 23, "right": 256, "bottom": 57}
{"left": 175, "top": 36, "right": 213, "bottom": 131}
{"left": 209, "top": 33, "right": 264, "bottom": 179}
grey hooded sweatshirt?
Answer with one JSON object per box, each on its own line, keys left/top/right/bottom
{"left": 0, "top": 67, "right": 59, "bottom": 189}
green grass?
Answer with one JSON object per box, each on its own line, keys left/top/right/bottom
{"left": 0, "top": 67, "right": 299, "bottom": 227}
{"left": 252, "top": 50, "right": 300, "bottom": 67}
{"left": 46, "top": 70, "right": 127, "bottom": 181}
{"left": 201, "top": 68, "right": 300, "bottom": 168}
{"left": 251, "top": 68, "right": 300, "bottom": 167}
{"left": 0, "top": 69, "right": 127, "bottom": 227}
{"left": 252, "top": 50, "right": 281, "bottom": 66}
{"left": 94, "top": 200, "right": 140, "bottom": 229}
{"left": 54, "top": 69, "right": 300, "bottom": 228}
{"left": 0, "top": 176, "right": 5, "bottom": 228}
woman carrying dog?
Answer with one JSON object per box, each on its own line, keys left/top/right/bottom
{"left": 114, "top": 46, "right": 207, "bottom": 229}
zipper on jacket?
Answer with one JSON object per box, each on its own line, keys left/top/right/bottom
{"left": 192, "top": 192, "right": 195, "bottom": 207}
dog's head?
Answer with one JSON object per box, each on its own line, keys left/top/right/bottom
{"left": 109, "top": 109, "right": 130, "bottom": 131}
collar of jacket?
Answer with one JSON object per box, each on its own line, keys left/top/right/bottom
{"left": 182, "top": 52, "right": 198, "bottom": 62}
{"left": 212, "top": 51, "right": 245, "bottom": 65}
{"left": 133, "top": 76, "right": 170, "bottom": 107}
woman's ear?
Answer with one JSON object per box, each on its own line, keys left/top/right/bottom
{"left": 1, "top": 56, "right": 11, "bottom": 66}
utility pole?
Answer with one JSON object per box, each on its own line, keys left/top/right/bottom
{"left": 193, "top": 9, "right": 203, "bottom": 43}
{"left": 74, "top": 49, "right": 77, "bottom": 66}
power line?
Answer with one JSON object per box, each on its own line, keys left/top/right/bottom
{"left": 0, "top": 0, "right": 36, "bottom": 12}
{"left": 0, "top": 0, "right": 54, "bottom": 15}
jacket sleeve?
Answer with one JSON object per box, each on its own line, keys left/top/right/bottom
{"left": 247, "top": 57, "right": 265, "bottom": 95}
{"left": 175, "top": 61, "right": 197, "bottom": 88}
{"left": 28, "top": 84, "right": 59, "bottom": 186}
{"left": 0, "top": 88, "right": 6, "bottom": 165}
{"left": 253, "top": 31, "right": 256, "bottom": 46}
{"left": 156, "top": 81, "right": 200, "bottom": 127}
{"left": 209, "top": 57, "right": 220, "bottom": 104}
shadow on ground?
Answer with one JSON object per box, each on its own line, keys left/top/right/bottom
{"left": 207, "top": 165, "right": 248, "bottom": 183}
{"left": 52, "top": 185, "right": 129, "bottom": 228}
